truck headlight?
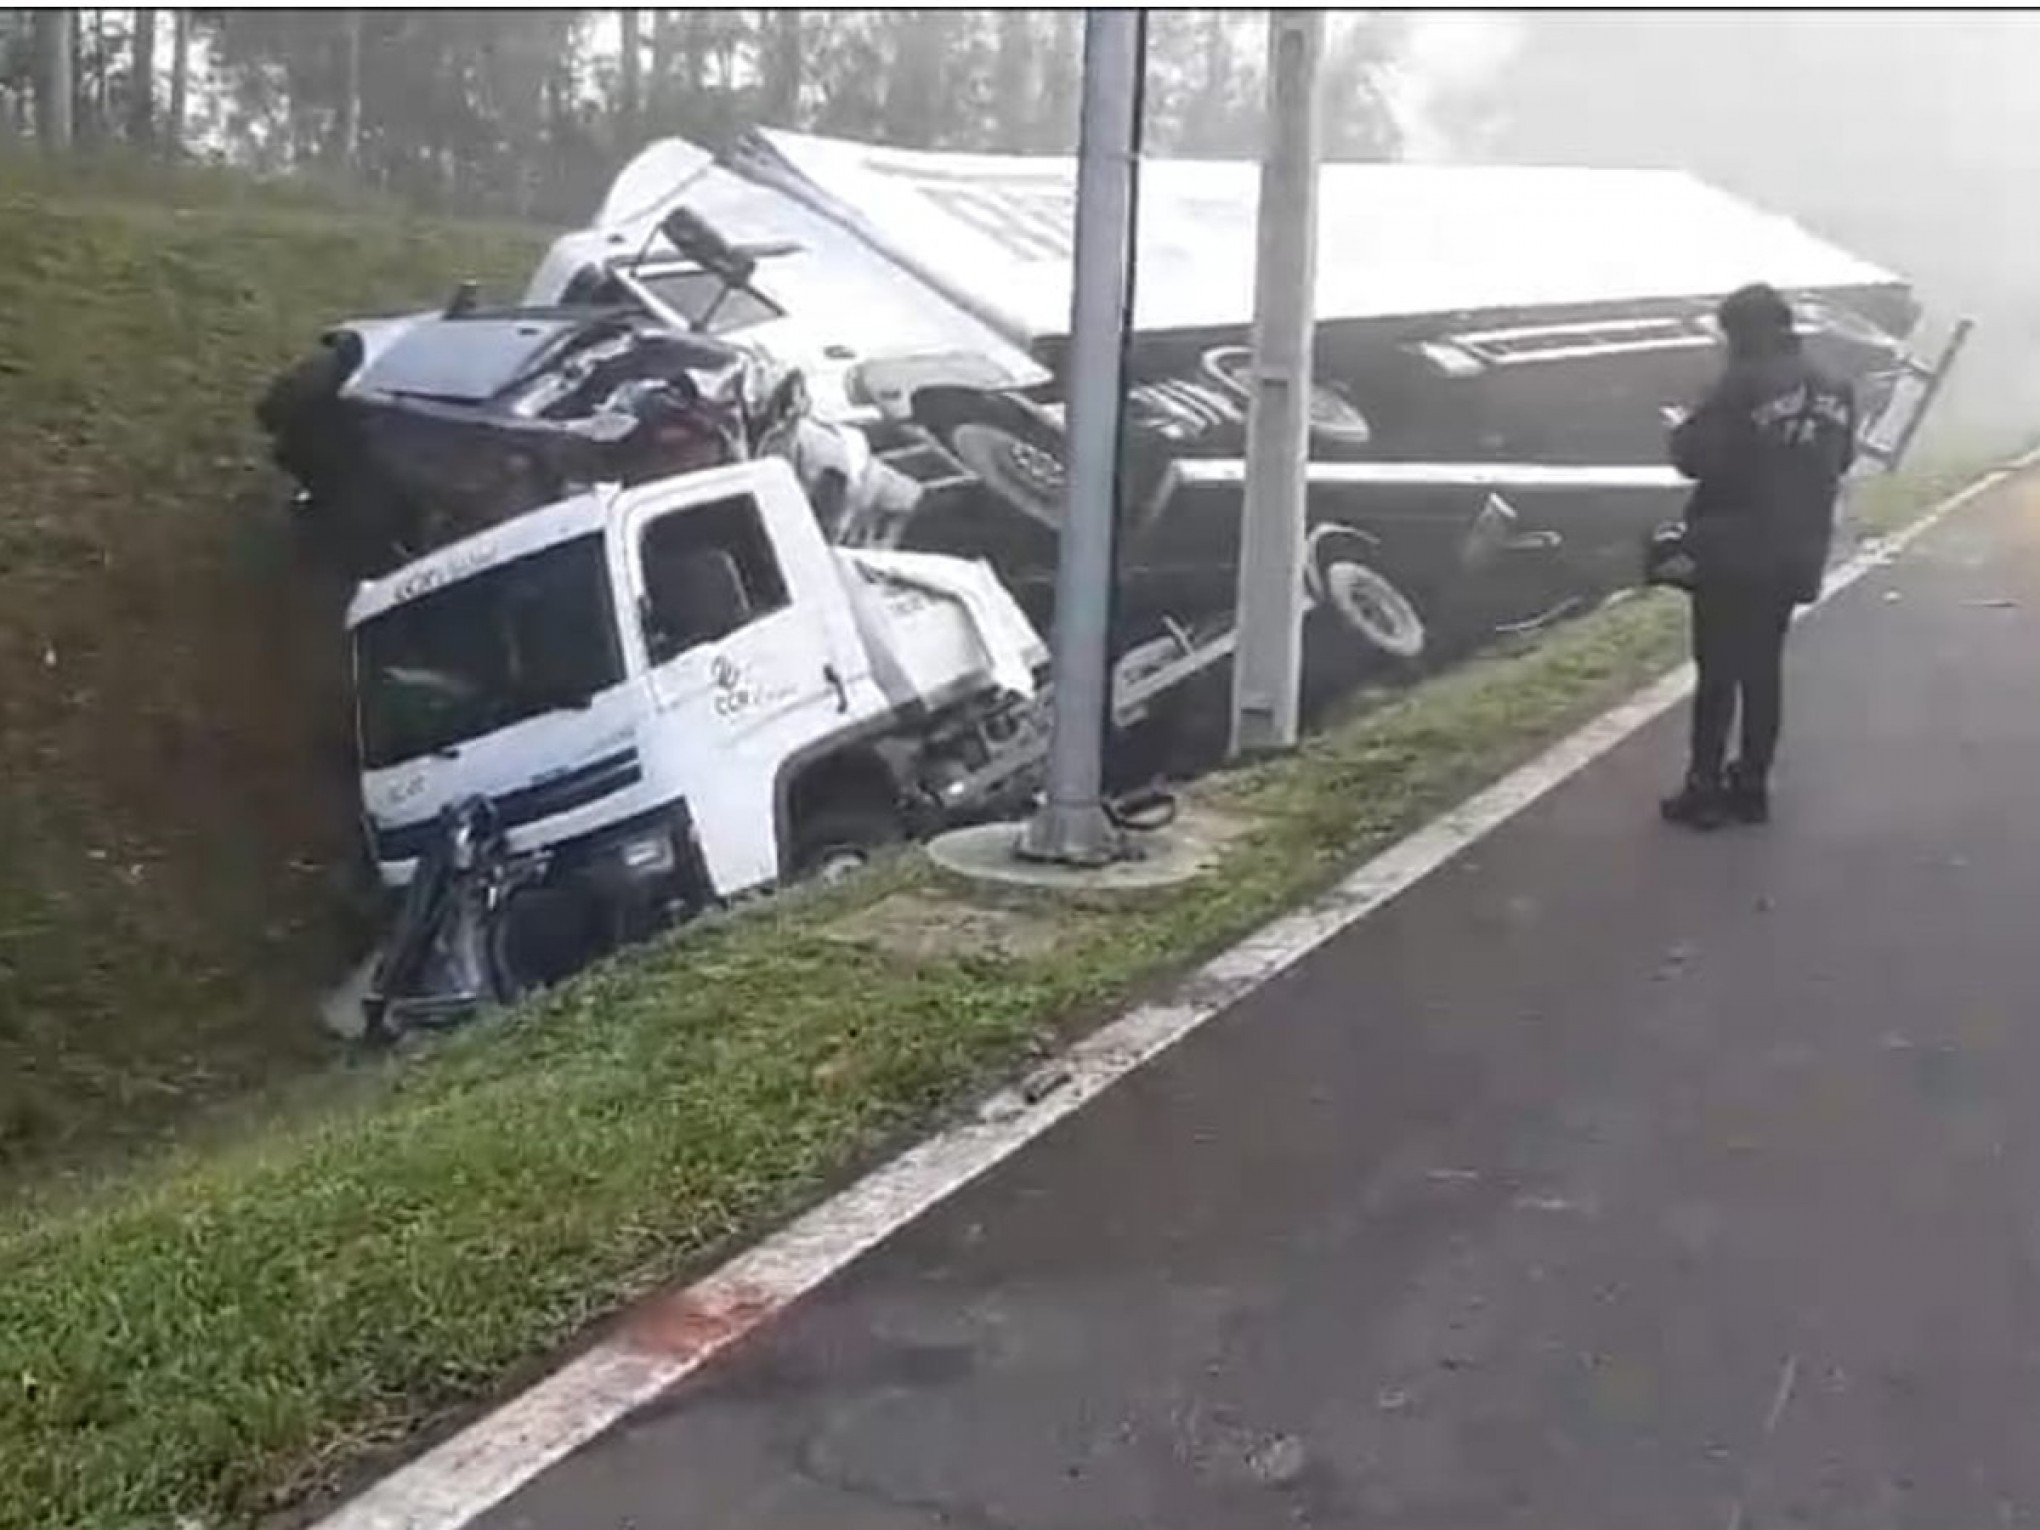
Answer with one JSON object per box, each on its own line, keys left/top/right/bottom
{"left": 616, "top": 830, "right": 677, "bottom": 877}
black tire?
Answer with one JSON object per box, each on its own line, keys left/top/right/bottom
{"left": 1305, "top": 527, "right": 1427, "bottom": 662}
{"left": 1197, "top": 344, "right": 1373, "bottom": 446}
{"left": 941, "top": 417, "right": 1067, "bottom": 527}
{"left": 256, "top": 342, "right": 352, "bottom": 437}
{"left": 789, "top": 802, "right": 903, "bottom": 887}
{"left": 487, "top": 883, "right": 608, "bottom": 1001}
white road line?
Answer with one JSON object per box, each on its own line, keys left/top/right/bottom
{"left": 313, "top": 451, "right": 2037, "bottom": 1530}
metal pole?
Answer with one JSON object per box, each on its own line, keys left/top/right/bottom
{"left": 1229, "top": 9, "right": 1323, "bottom": 758}
{"left": 1018, "top": 9, "right": 1143, "bottom": 867}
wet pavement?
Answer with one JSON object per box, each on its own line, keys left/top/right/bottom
{"left": 481, "top": 477, "right": 2040, "bottom": 1529}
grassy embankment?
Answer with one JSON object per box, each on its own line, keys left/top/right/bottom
{"left": 0, "top": 154, "right": 545, "bottom": 1180}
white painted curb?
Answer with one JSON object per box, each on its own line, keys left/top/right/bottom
{"left": 313, "top": 449, "right": 2039, "bottom": 1530}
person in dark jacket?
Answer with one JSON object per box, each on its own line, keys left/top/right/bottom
{"left": 1661, "top": 282, "right": 1856, "bottom": 829}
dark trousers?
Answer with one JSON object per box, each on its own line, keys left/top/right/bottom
{"left": 1689, "top": 581, "right": 1796, "bottom": 783}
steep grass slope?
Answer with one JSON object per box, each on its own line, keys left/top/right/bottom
{"left": 0, "top": 156, "right": 546, "bottom": 1177}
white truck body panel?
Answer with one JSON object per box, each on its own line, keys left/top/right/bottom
{"left": 840, "top": 548, "right": 1046, "bottom": 708}
{"left": 744, "top": 128, "right": 1903, "bottom": 344}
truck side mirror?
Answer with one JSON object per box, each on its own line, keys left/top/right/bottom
{"left": 659, "top": 207, "right": 757, "bottom": 288}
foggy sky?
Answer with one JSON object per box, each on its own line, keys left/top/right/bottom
{"left": 1426, "top": 12, "right": 2040, "bottom": 458}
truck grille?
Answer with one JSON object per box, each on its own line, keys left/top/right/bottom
{"left": 372, "top": 747, "right": 642, "bottom": 862}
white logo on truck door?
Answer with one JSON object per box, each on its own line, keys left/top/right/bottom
{"left": 710, "top": 653, "right": 795, "bottom": 720}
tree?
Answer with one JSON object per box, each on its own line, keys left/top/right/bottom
{"left": 759, "top": 8, "right": 801, "bottom": 128}
{"left": 805, "top": 11, "right": 885, "bottom": 144}
{"left": 679, "top": 9, "right": 709, "bottom": 99}
{"left": 1317, "top": 12, "right": 1402, "bottom": 160}
{"left": 77, "top": 7, "right": 116, "bottom": 144}
{"left": 0, "top": 16, "right": 31, "bottom": 137}
{"left": 879, "top": 9, "right": 949, "bottom": 147}
{"left": 195, "top": 10, "right": 590, "bottom": 213}
{"left": 989, "top": 9, "right": 1032, "bottom": 151}
{"left": 165, "top": 7, "right": 186, "bottom": 157}
{"left": 1141, "top": 8, "right": 1261, "bottom": 156}
{"left": 337, "top": 9, "right": 360, "bottom": 170}
{"left": 128, "top": 6, "right": 154, "bottom": 146}
{"left": 646, "top": 8, "right": 674, "bottom": 120}
{"left": 1034, "top": 9, "right": 1079, "bottom": 152}
{"left": 33, "top": 7, "right": 72, "bottom": 150}
{"left": 618, "top": 8, "right": 641, "bottom": 136}
{"left": 1183, "top": 9, "right": 1235, "bottom": 153}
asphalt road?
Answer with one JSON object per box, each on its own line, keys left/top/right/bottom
{"left": 482, "top": 477, "right": 2040, "bottom": 1530}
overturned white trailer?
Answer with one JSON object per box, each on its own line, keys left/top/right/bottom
{"left": 521, "top": 129, "right": 1961, "bottom": 707}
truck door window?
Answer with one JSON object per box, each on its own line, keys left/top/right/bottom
{"left": 633, "top": 266, "right": 783, "bottom": 335}
{"left": 639, "top": 494, "right": 791, "bottom": 665}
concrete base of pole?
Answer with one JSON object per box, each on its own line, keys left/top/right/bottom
{"left": 933, "top": 805, "right": 1245, "bottom": 894}
{"left": 1015, "top": 802, "right": 1128, "bottom": 869}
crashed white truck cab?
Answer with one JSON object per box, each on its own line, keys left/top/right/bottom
{"left": 348, "top": 456, "right": 1048, "bottom": 932}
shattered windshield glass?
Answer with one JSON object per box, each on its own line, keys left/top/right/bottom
{"left": 354, "top": 533, "right": 624, "bottom": 769}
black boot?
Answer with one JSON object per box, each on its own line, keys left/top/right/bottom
{"left": 1724, "top": 762, "right": 1770, "bottom": 825}
{"left": 1660, "top": 772, "right": 1730, "bottom": 831}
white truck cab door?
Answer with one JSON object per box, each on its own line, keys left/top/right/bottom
{"left": 617, "top": 468, "right": 873, "bottom": 894}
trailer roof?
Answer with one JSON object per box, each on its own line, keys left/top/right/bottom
{"left": 737, "top": 129, "right": 1905, "bottom": 346}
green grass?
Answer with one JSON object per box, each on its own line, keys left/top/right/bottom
{"left": 0, "top": 151, "right": 549, "bottom": 1178}
{"left": 1846, "top": 451, "right": 1997, "bottom": 538}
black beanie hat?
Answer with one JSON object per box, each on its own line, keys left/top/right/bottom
{"left": 1717, "top": 282, "right": 1796, "bottom": 343}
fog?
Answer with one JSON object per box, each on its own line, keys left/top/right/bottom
{"left": 1411, "top": 11, "right": 2040, "bottom": 460}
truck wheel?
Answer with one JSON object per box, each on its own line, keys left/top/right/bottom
{"left": 256, "top": 342, "right": 351, "bottom": 436}
{"left": 790, "top": 803, "right": 903, "bottom": 886}
{"left": 1305, "top": 527, "right": 1427, "bottom": 661}
{"left": 488, "top": 884, "right": 606, "bottom": 1001}
{"left": 1198, "top": 345, "right": 1373, "bottom": 445}
{"left": 942, "top": 419, "right": 1067, "bottom": 527}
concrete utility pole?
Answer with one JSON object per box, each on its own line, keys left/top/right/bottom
{"left": 1017, "top": 9, "right": 1144, "bottom": 867}
{"left": 1229, "top": 10, "right": 1324, "bottom": 758}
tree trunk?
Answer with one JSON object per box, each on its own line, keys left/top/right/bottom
{"left": 1185, "top": 9, "right": 1233, "bottom": 154}
{"left": 618, "top": 8, "right": 641, "bottom": 135}
{"left": 681, "top": 9, "right": 708, "bottom": 97}
{"left": 991, "top": 8, "right": 1030, "bottom": 149}
{"left": 92, "top": 8, "right": 109, "bottom": 142}
{"left": 34, "top": 8, "right": 74, "bottom": 150}
{"left": 164, "top": 7, "right": 185, "bottom": 157}
{"left": 648, "top": 9, "right": 673, "bottom": 120}
{"left": 1036, "top": 10, "right": 1079, "bottom": 153}
{"left": 760, "top": 8, "right": 800, "bottom": 126}
{"left": 881, "top": 9, "right": 946, "bottom": 147}
{"left": 76, "top": 7, "right": 102, "bottom": 144}
{"left": 338, "top": 9, "right": 361, "bottom": 171}
{"left": 128, "top": 6, "right": 154, "bottom": 146}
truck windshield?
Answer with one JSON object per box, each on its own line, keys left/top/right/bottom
{"left": 353, "top": 533, "right": 624, "bottom": 770}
